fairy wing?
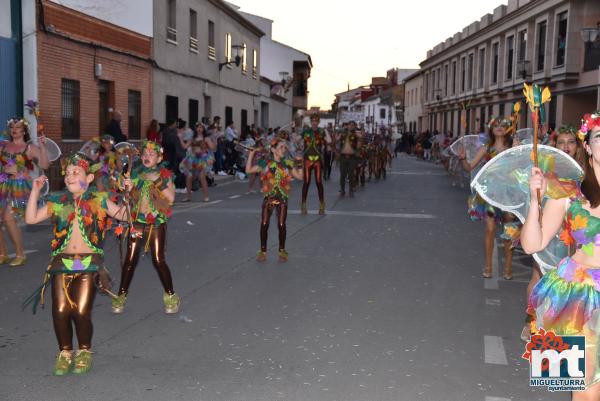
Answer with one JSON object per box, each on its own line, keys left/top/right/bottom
{"left": 471, "top": 144, "right": 583, "bottom": 272}
{"left": 79, "top": 139, "right": 101, "bottom": 159}
{"left": 28, "top": 137, "right": 61, "bottom": 162}
{"left": 515, "top": 128, "right": 534, "bottom": 145}
{"left": 449, "top": 134, "right": 489, "bottom": 182}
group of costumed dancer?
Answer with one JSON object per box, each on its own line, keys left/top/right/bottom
{"left": 16, "top": 129, "right": 180, "bottom": 376}
{"left": 5, "top": 110, "right": 395, "bottom": 377}
{"left": 456, "top": 82, "right": 600, "bottom": 396}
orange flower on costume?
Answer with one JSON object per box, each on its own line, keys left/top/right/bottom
{"left": 560, "top": 228, "right": 574, "bottom": 246}
{"left": 573, "top": 266, "right": 590, "bottom": 283}
{"left": 90, "top": 232, "right": 99, "bottom": 244}
{"left": 114, "top": 225, "right": 124, "bottom": 236}
{"left": 106, "top": 219, "right": 113, "bottom": 229}
{"left": 571, "top": 215, "right": 588, "bottom": 231}
{"left": 83, "top": 215, "right": 93, "bottom": 226}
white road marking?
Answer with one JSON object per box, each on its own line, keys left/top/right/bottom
{"left": 7, "top": 249, "right": 38, "bottom": 258}
{"left": 485, "top": 298, "right": 501, "bottom": 306}
{"left": 484, "top": 239, "right": 499, "bottom": 290}
{"left": 183, "top": 207, "right": 435, "bottom": 219}
{"left": 484, "top": 335, "right": 508, "bottom": 365}
{"left": 485, "top": 397, "right": 511, "bottom": 401}
{"left": 389, "top": 171, "right": 447, "bottom": 176}
{"left": 229, "top": 195, "right": 241, "bottom": 199}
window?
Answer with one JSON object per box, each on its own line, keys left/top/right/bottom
{"left": 444, "top": 65, "right": 448, "bottom": 96}
{"left": 225, "top": 33, "right": 232, "bottom": 64}
{"left": 61, "top": 79, "right": 80, "bottom": 139}
{"left": 380, "top": 108, "right": 386, "bottom": 119}
{"left": 492, "top": 42, "right": 499, "bottom": 84}
{"left": 165, "top": 95, "right": 178, "bottom": 125}
{"left": 460, "top": 57, "right": 466, "bottom": 92}
{"left": 189, "top": 9, "right": 198, "bottom": 52}
{"left": 518, "top": 30, "right": 527, "bottom": 62}
{"left": 536, "top": 21, "right": 547, "bottom": 71}
{"left": 188, "top": 99, "right": 199, "bottom": 128}
{"left": 252, "top": 49, "right": 258, "bottom": 78}
{"left": 556, "top": 12, "right": 568, "bottom": 66}
{"left": 506, "top": 35, "right": 514, "bottom": 79}
{"left": 128, "top": 90, "right": 141, "bottom": 140}
{"left": 478, "top": 48, "right": 485, "bottom": 88}
{"left": 208, "top": 20, "right": 216, "bottom": 60}
{"left": 451, "top": 61, "right": 456, "bottom": 94}
{"left": 467, "top": 54, "right": 473, "bottom": 90}
{"left": 167, "top": 0, "right": 177, "bottom": 43}
{"left": 241, "top": 43, "right": 247, "bottom": 73}
{"left": 225, "top": 106, "right": 233, "bottom": 127}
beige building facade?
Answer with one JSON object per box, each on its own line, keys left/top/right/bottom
{"left": 153, "top": 0, "right": 263, "bottom": 129}
{"left": 420, "top": 0, "right": 600, "bottom": 134}
{"left": 403, "top": 70, "right": 424, "bottom": 134}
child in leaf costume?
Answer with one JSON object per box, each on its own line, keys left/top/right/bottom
{"left": 111, "top": 140, "right": 179, "bottom": 315}
{"left": 24, "top": 153, "right": 129, "bottom": 376}
{"left": 246, "top": 138, "right": 303, "bottom": 262}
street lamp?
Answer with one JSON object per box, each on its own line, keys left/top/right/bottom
{"left": 581, "top": 22, "right": 600, "bottom": 71}
{"left": 219, "top": 44, "right": 243, "bottom": 71}
{"left": 279, "top": 71, "right": 289, "bottom": 86}
{"left": 580, "top": 22, "right": 600, "bottom": 43}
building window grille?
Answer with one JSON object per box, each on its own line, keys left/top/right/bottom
{"left": 61, "top": 79, "right": 80, "bottom": 139}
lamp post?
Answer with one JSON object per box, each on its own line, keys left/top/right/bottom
{"left": 219, "top": 44, "right": 244, "bottom": 71}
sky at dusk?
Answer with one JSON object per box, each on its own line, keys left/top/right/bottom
{"left": 233, "top": 0, "right": 507, "bottom": 109}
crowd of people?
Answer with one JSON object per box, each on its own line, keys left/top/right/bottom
{"left": 0, "top": 107, "right": 402, "bottom": 378}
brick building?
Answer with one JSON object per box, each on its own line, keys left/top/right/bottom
{"left": 32, "top": 0, "right": 153, "bottom": 187}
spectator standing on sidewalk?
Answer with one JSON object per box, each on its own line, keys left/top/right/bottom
{"left": 105, "top": 110, "right": 127, "bottom": 143}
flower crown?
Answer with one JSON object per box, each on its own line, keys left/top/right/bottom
{"left": 142, "top": 140, "right": 163, "bottom": 155}
{"left": 487, "top": 116, "right": 511, "bottom": 129}
{"left": 6, "top": 118, "right": 30, "bottom": 129}
{"left": 578, "top": 111, "right": 600, "bottom": 141}
{"left": 61, "top": 152, "right": 92, "bottom": 175}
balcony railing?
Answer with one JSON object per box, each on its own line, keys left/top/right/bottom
{"left": 167, "top": 27, "right": 177, "bottom": 43}
{"left": 189, "top": 37, "right": 198, "bottom": 52}
{"left": 208, "top": 46, "right": 216, "bottom": 60}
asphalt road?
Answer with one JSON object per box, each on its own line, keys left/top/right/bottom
{"left": 0, "top": 155, "right": 565, "bottom": 401}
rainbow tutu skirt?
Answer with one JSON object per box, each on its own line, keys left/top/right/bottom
{"left": 0, "top": 174, "right": 32, "bottom": 215}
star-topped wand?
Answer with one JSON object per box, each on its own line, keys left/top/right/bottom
{"left": 523, "top": 83, "right": 551, "bottom": 225}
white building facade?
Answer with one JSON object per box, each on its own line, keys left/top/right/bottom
{"left": 403, "top": 70, "right": 424, "bottom": 134}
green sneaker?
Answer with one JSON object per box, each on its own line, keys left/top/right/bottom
{"left": 53, "top": 350, "right": 73, "bottom": 376}
{"left": 111, "top": 293, "right": 127, "bottom": 314}
{"left": 72, "top": 349, "right": 93, "bottom": 375}
{"left": 256, "top": 250, "right": 267, "bottom": 262}
{"left": 163, "top": 292, "right": 180, "bottom": 314}
{"left": 278, "top": 249, "right": 288, "bottom": 262}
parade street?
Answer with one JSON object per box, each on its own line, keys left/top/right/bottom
{"left": 0, "top": 155, "right": 563, "bottom": 401}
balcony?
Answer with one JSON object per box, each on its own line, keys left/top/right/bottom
{"left": 189, "top": 37, "right": 198, "bottom": 53}
{"left": 208, "top": 46, "right": 216, "bottom": 61}
{"left": 166, "top": 27, "right": 177, "bottom": 44}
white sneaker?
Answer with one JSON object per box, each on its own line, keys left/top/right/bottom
{"left": 217, "top": 171, "right": 227, "bottom": 176}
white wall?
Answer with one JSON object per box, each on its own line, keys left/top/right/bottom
{"left": 0, "top": 0, "right": 11, "bottom": 38}
{"left": 49, "top": 0, "right": 153, "bottom": 36}
{"left": 259, "top": 38, "right": 309, "bottom": 83}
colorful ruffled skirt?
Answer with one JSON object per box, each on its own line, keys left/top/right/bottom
{"left": 179, "top": 152, "right": 214, "bottom": 176}
{"left": 0, "top": 174, "right": 32, "bottom": 216}
{"left": 529, "top": 257, "right": 600, "bottom": 386}
{"left": 467, "top": 192, "right": 521, "bottom": 244}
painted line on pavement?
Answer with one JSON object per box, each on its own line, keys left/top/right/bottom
{"left": 485, "top": 298, "right": 501, "bottom": 306}
{"left": 172, "top": 199, "right": 223, "bottom": 215}
{"left": 484, "top": 239, "right": 499, "bottom": 290}
{"left": 485, "top": 397, "right": 511, "bottom": 401}
{"left": 228, "top": 195, "right": 241, "bottom": 199}
{"left": 484, "top": 335, "right": 508, "bottom": 365}
{"left": 6, "top": 249, "right": 38, "bottom": 258}
{"left": 180, "top": 207, "right": 435, "bottom": 219}
{"left": 389, "top": 171, "right": 447, "bottom": 176}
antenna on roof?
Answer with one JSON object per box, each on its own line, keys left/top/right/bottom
{"left": 347, "top": 82, "right": 350, "bottom": 91}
